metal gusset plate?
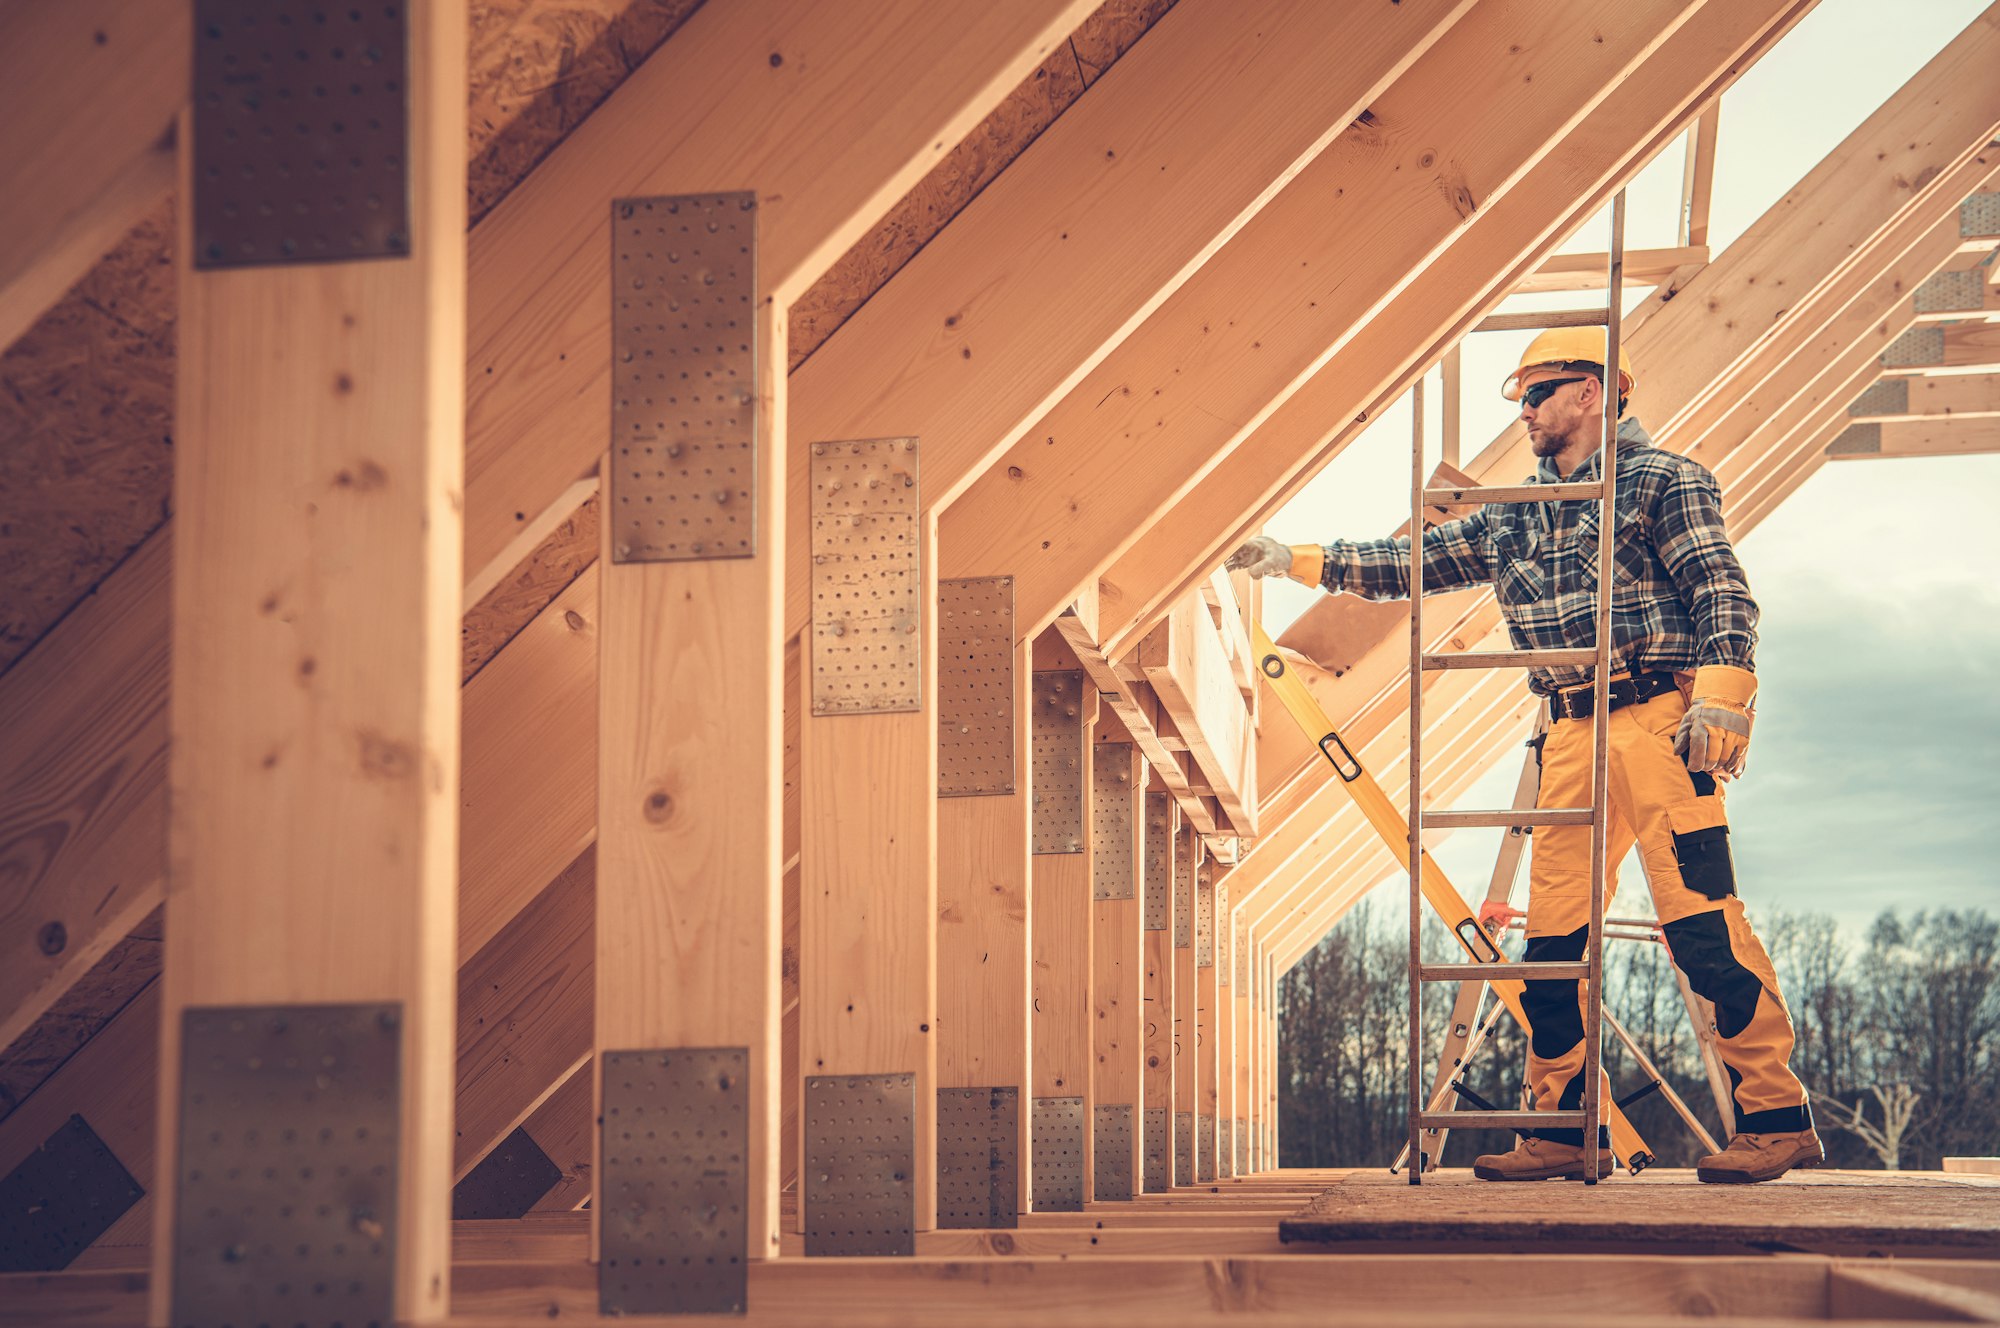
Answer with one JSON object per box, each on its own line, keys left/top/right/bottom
{"left": 1914, "top": 268, "right": 1984, "bottom": 314}
{"left": 1029, "top": 1097, "right": 1084, "bottom": 1211}
{"left": 1091, "top": 743, "right": 1137, "bottom": 900}
{"left": 1175, "top": 1112, "right": 1194, "bottom": 1188}
{"left": 172, "top": 1003, "right": 401, "bottom": 1328}
{"left": 1197, "top": 1114, "right": 1216, "bottom": 1183}
{"left": 938, "top": 577, "right": 1016, "bottom": 796}
{"left": 191, "top": 0, "right": 410, "bottom": 269}
{"left": 452, "top": 1125, "right": 561, "bottom": 1221}
{"left": 1828, "top": 423, "right": 1882, "bottom": 457}
{"left": 609, "top": 192, "right": 760, "bottom": 564}
{"left": 810, "top": 439, "right": 922, "bottom": 715}
{"left": 1879, "top": 326, "right": 1944, "bottom": 369}
{"left": 1142, "top": 793, "right": 1172, "bottom": 931}
{"left": 1848, "top": 377, "right": 1907, "bottom": 418}
{"left": 1092, "top": 1105, "right": 1134, "bottom": 1202}
{"left": 600, "top": 1048, "right": 748, "bottom": 1315}
{"left": 1195, "top": 862, "right": 1214, "bottom": 969}
{"left": 1174, "top": 832, "right": 1194, "bottom": 948}
{"left": 804, "top": 1073, "right": 915, "bottom": 1256}
{"left": 1219, "top": 1119, "right": 1235, "bottom": 1179}
{"left": 1030, "top": 670, "right": 1086, "bottom": 854}
{"left": 1142, "top": 1107, "right": 1169, "bottom": 1192}
{"left": 1963, "top": 191, "right": 2000, "bottom": 238}
{"left": 936, "top": 1087, "right": 1019, "bottom": 1229}
{"left": 0, "top": 1115, "right": 143, "bottom": 1272}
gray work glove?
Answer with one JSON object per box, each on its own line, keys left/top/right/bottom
{"left": 1225, "top": 535, "right": 1292, "bottom": 579}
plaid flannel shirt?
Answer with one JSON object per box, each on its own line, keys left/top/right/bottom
{"left": 1317, "top": 418, "right": 1758, "bottom": 695}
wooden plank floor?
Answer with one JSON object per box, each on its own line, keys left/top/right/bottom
{"left": 1280, "top": 1168, "right": 2000, "bottom": 1258}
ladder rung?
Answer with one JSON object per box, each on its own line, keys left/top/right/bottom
{"left": 1419, "top": 962, "right": 1593, "bottom": 982}
{"left": 1421, "top": 648, "right": 1598, "bottom": 671}
{"left": 1416, "top": 1110, "right": 1587, "bottom": 1131}
{"left": 1423, "top": 481, "right": 1604, "bottom": 505}
{"left": 1424, "top": 807, "right": 1595, "bottom": 829}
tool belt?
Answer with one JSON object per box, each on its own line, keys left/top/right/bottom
{"left": 1547, "top": 670, "right": 1679, "bottom": 722}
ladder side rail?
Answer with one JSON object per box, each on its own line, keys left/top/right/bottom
{"left": 1582, "top": 189, "right": 1630, "bottom": 1183}
{"left": 1405, "top": 377, "right": 1427, "bottom": 1185}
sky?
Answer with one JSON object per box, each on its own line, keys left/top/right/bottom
{"left": 1260, "top": 0, "right": 2000, "bottom": 943}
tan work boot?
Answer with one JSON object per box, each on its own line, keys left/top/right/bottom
{"left": 1695, "top": 1128, "right": 1824, "bottom": 1184}
{"left": 1472, "top": 1136, "right": 1617, "bottom": 1181}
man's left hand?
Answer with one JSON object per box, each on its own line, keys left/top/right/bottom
{"left": 1674, "top": 665, "right": 1757, "bottom": 777}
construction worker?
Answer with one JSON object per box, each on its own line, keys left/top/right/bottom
{"left": 1227, "top": 328, "right": 1820, "bottom": 1183}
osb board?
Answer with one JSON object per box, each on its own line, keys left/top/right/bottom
{"left": 0, "top": 2, "right": 701, "bottom": 684}
{"left": 788, "top": 0, "right": 1176, "bottom": 367}
{"left": 0, "top": 908, "right": 161, "bottom": 1120}
{"left": 1278, "top": 1169, "right": 2000, "bottom": 1256}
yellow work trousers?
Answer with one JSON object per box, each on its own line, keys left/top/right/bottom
{"left": 1520, "top": 680, "right": 1811, "bottom": 1145}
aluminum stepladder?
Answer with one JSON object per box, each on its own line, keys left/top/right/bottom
{"left": 1406, "top": 189, "right": 1630, "bottom": 1184}
{"left": 1250, "top": 622, "right": 1655, "bottom": 1171}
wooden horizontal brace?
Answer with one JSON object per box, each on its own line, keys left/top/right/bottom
{"left": 1878, "top": 320, "right": 2000, "bottom": 374}
{"left": 942, "top": 0, "right": 1710, "bottom": 645}
{"left": 1470, "top": 307, "right": 1609, "bottom": 334}
{"left": 1093, "top": 0, "right": 1814, "bottom": 660}
{"left": 0, "top": 0, "right": 185, "bottom": 355}
{"left": 1513, "top": 244, "right": 1711, "bottom": 294}
{"left": 1827, "top": 414, "right": 2000, "bottom": 459}
{"left": 1847, "top": 371, "right": 2000, "bottom": 421}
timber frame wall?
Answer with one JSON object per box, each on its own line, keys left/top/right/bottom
{"left": 1, "top": 0, "right": 1998, "bottom": 1322}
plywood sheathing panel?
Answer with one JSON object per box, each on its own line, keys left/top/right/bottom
{"left": 0, "top": 1, "right": 702, "bottom": 686}
{"left": 789, "top": 0, "right": 1175, "bottom": 368}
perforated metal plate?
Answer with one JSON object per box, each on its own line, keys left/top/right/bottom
{"left": 1175, "top": 1112, "right": 1194, "bottom": 1188}
{"left": 172, "top": 1003, "right": 400, "bottom": 1328}
{"left": 453, "top": 1125, "right": 561, "bottom": 1221}
{"left": 936, "top": 1087, "right": 1019, "bottom": 1229}
{"left": 1219, "top": 1119, "right": 1234, "bottom": 1179}
{"left": 1963, "top": 191, "right": 2000, "bottom": 238}
{"left": 1880, "top": 326, "right": 1944, "bottom": 369}
{"left": 1197, "top": 1114, "right": 1216, "bottom": 1183}
{"left": 191, "top": 0, "right": 410, "bottom": 269}
{"left": 1915, "top": 268, "right": 1984, "bottom": 313}
{"left": 1030, "top": 1097, "right": 1084, "bottom": 1211}
{"left": 599, "top": 1048, "right": 748, "bottom": 1315}
{"left": 1031, "top": 670, "right": 1086, "bottom": 854}
{"left": 0, "top": 1114, "right": 143, "bottom": 1272}
{"left": 939, "top": 576, "right": 1016, "bottom": 797}
{"left": 810, "top": 439, "right": 921, "bottom": 715}
{"left": 1195, "top": 864, "right": 1214, "bottom": 969}
{"left": 804, "top": 1073, "right": 914, "bottom": 1257}
{"left": 1142, "top": 794, "right": 1172, "bottom": 931}
{"left": 1174, "top": 834, "right": 1194, "bottom": 949}
{"left": 1091, "top": 743, "right": 1137, "bottom": 900}
{"left": 1091, "top": 1105, "right": 1133, "bottom": 1202}
{"left": 1848, "top": 377, "right": 1908, "bottom": 417}
{"left": 1237, "top": 1118, "right": 1251, "bottom": 1176}
{"left": 1828, "top": 423, "right": 1882, "bottom": 456}
{"left": 610, "top": 192, "right": 759, "bottom": 564}
{"left": 1142, "top": 1107, "right": 1169, "bottom": 1191}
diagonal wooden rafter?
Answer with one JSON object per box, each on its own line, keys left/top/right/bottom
{"left": 0, "top": 0, "right": 1093, "bottom": 1186}
{"left": 0, "top": 0, "right": 185, "bottom": 355}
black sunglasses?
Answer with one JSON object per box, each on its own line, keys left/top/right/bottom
{"left": 1521, "top": 376, "right": 1588, "bottom": 409}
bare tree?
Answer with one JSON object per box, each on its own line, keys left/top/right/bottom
{"left": 1813, "top": 1083, "right": 1921, "bottom": 1170}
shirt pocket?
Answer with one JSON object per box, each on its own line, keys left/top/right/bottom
{"left": 1489, "top": 525, "right": 1546, "bottom": 605}
{"left": 1575, "top": 505, "right": 1646, "bottom": 602}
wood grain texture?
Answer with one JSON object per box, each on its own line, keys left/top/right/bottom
{"left": 1172, "top": 826, "right": 1199, "bottom": 1158}
{"left": 1141, "top": 801, "right": 1176, "bottom": 1185}
{"left": 1090, "top": 740, "right": 1143, "bottom": 1193}
{"left": 523, "top": 1056, "right": 595, "bottom": 1213}
{"left": 0, "top": 914, "right": 158, "bottom": 1120}
{"left": 461, "top": 490, "right": 599, "bottom": 681}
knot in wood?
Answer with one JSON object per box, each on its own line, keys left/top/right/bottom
{"left": 644, "top": 789, "right": 675, "bottom": 824}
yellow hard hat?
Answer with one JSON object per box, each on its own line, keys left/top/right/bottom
{"left": 1500, "top": 326, "right": 1636, "bottom": 402}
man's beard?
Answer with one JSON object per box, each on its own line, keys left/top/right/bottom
{"left": 1530, "top": 429, "right": 1567, "bottom": 457}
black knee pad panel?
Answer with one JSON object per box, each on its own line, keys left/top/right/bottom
{"left": 1662, "top": 911, "right": 1764, "bottom": 1039}
{"left": 1672, "top": 825, "right": 1737, "bottom": 900}
{"left": 1521, "top": 928, "right": 1587, "bottom": 1060}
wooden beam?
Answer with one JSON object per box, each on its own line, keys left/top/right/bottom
{"left": 941, "top": 0, "right": 1708, "bottom": 646}
{"left": 153, "top": 5, "right": 467, "bottom": 1319}
{"left": 1093, "top": 0, "right": 1813, "bottom": 659}
{"left": 1679, "top": 101, "right": 1721, "bottom": 249}
{"left": 1172, "top": 825, "right": 1199, "bottom": 1184}
{"left": 1847, "top": 370, "right": 2000, "bottom": 420}
{"left": 0, "top": 0, "right": 185, "bottom": 355}
{"left": 1213, "top": 877, "right": 1234, "bottom": 1177}
{"left": 523, "top": 1059, "right": 594, "bottom": 1214}
{"left": 1140, "top": 594, "right": 1256, "bottom": 832}
{"left": 1194, "top": 857, "right": 1220, "bottom": 1181}
{"left": 1091, "top": 738, "right": 1145, "bottom": 1197}
{"left": 1141, "top": 791, "right": 1176, "bottom": 1189}
{"left": 1513, "top": 244, "right": 1711, "bottom": 294}
{"left": 1878, "top": 320, "right": 2000, "bottom": 374}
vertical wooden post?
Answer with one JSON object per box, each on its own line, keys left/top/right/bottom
{"left": 937, "top": 593, "right": 1032, "bottom": 1223}
{"left": 596, "top": 189, "right": 787, "bottom": 1301}
{"left": 1269, "top": 954, "right": 1281, "bottom": 1168}
{"left": 1215, "top": 876, "right": 1235, "bottom": 1179}
{"left": 799, "top": 474, "right": 938, "bottom": 1242}
{"left": 1171, "top": 826, "right": 1200, "bottom": 1186}
{"left": 1234, "top": 916, "right": 1254, "bottom": 1176}
{"left": 1140, "top": 791, "right": 1176, "bottom": 1191}
{"left": 1090, "top": 735, "right": 1145, "bottom": 1201}
{"left": 1196, "top": 853, "right": 1220, "bottom": 1182}
{"left": 1030, "top": 636, "right": 1095, "bottom": 1208}
{"left": 156, "top": 5, "right": 466, "bottom": 1323}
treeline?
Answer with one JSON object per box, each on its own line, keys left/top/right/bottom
{"left": 1277, "top": 902, "right": 2000, "bottom": 1171}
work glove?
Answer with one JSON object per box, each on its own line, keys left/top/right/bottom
{"left": 1225, "top": 536, "right": 1324, "bottom": 586}
{"left": 1673, "top": 664, "right": 1756, "bottom": 779}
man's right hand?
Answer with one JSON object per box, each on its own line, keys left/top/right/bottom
{"left": 1225, "top": 535, "right": 1294, "bottom": 579}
